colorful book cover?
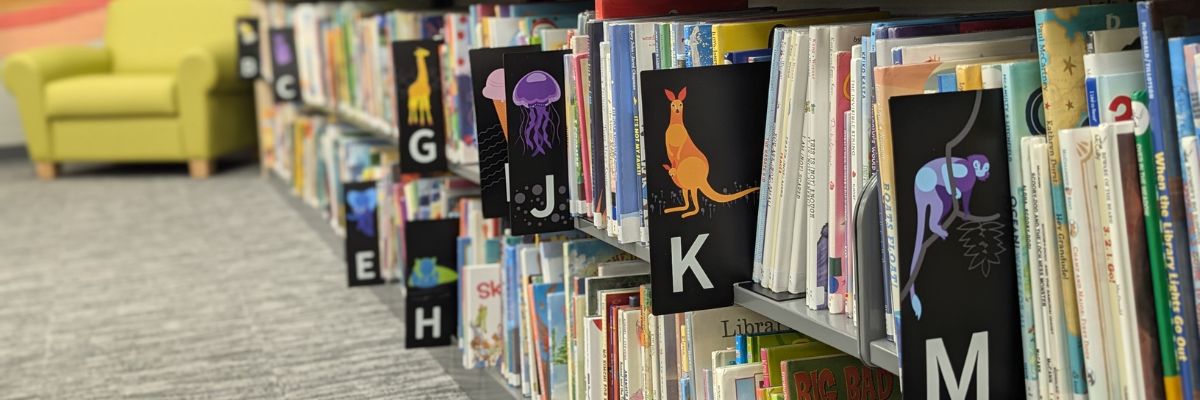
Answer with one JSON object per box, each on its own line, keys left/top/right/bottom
{"left": 1138, "top": 1, "right": 1200, "bottom": 396}
{"left": 463, "top": 263, "right": 504, "bottom": 369}
{"left": 606, "top": 23, "right": 643, "bottom": 244}
{"left": 999, "top": 59, "right": 1048, "bottom": 399}
{"left": 584, "top": 273, "right": 651, "bottom": 317}
{"left": 564, "top": 239, "right": 638, "bottom": 397}
{"left": 601, "top": 290, "right": 640, "bottom": 400}
{"left": 619, "top": 307, "right": 645, "bottom": 400}
{"left": 889, "top": 89, "right": 1023, "bottom": 397}
{"left": 547, "top": 291, "right": 569, "bottom": 399}
{"left": 1170, "top": 39, "right": 1200, "bottom": 359}
{"left": 532, "top": 282, "right": 564, "bottom": 400}
{"left": 781, "top": 354, "right": 900, "bottom": 400}
{"left": 745, "top": 330, "right": 808, "bottom": 366}
{"left": 1094, "top": 71, "right": 1147, "bottom": 125}
{"left": 684, "top": 305, "right": 782, "bottom": 400}
{"left": 1133, "top": 87, "right": 1187, "bottom": 400}
{"left": 828, "top": 49, "right": 853, "bottom": 314}
{"left": 641, "top": 63, "right": 769, "bottom": 313}
{"left": 1034, "top": 6, "right": 1138, "bottom": 396}
{"left": 502, "top": 241, "right": 526, "bottom": 382}
{"left": 759, "top": 341, "right": 836, "bottom": 388}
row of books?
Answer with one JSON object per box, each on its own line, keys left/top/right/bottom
{"left": 454, "top": 227, "right": 897, "bottom": 400}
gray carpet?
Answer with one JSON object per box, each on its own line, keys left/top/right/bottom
{"left": 0, "top": 159, "right": 492, "bottom": 399}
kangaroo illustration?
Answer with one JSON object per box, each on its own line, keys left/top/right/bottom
{"left": 660, "top": 87, "right": 759, "bottom": 218}
{"left": 407, "top": 47, "right": 433, "bottom": 127}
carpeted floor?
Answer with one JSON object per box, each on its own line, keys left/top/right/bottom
{"left": 0, "top": 158, "right": 494, "bottom": 399}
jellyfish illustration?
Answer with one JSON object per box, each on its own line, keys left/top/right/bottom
{"left": 345, "top": 188, "right": 376, "bottom": 237}
{"left": 512, "top": 70, "right": 561, "bottom": 156}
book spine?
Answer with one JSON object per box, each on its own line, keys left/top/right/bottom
{"left": 1023, "top": 136, "right": 1059, "bottom": 399}
{"left": 1001, "top": 63, "right": 1039, "bottom": 399}
{"left": 1134, "top": 88, "right": 1185, "bottom": 400}
{"left": 1096, "top": 127, "right": 1133, "bottom": 399}
{"left": 1059, "top": 128, "right": 1112, "bottom": 400}
{"left": 1140, "top": 3, "right": 1200, "bottom": 396}
{"left": 1168, "top": 38, "right": 1200, "bottom": 327}
{"left": 1035, "top": 10, "right": 1087, "bottom": 395}
{"left": 1087, "top": 76, "right": 1100, "bottom": 126}
{"left": 735, "top": 335, "right": 747, "bottom": 364}
{"left": 754, "top": 30, "right": 786, "bottom": 285}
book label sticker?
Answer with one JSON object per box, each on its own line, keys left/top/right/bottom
{"left": 890, "top": 89, "right": 1022, "bottom": 397}
{"left": 469, "top": 45, "right": 540, "bottom": 218}
{"left": 640, "top": 63, "right": 770, "bottom": 314}
{"left": 236, "top": 18, "right": 260, "bottom": 80}
{"left": 403, "top": 218, "right": 460, "bottom": 348}
{"left": 503, "top": 50, "right": 574, "bottom": 235}
{"left": 269, "top": 28, "right": 299, "bottom": 102}
{"left": 394, "top": 40, "right": 448, "bottom": 174}
{"left": 344, "top": 181, "right": 383, "bottom": 287}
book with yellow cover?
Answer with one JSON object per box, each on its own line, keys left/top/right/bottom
{"left": 709, "top": 11, "right": 888, "bottom": 66}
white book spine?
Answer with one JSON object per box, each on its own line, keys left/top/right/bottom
{"left": 1032, "top": 137, "right": 1072, "bottom": 399}
{"left": 785, "top": 30, "right": 813, "bottom": 294}
{"left": 803, "top": 26, "right": 831, "bottom": 307}
{"left": 1021, "top": 136, "right": 1053, "bottom": 400}
{"left": 1101, "top": 124, "right": 1148, "bottom": 400}
{"left": 1059, "top": 127, "right": 1112, "bottom": 400}
{"left": 847, "top": 48, "right": 862, "bottom": 323}
{"left": 762, "top": 31, "right": 795, "bottom": 291}
{"left": 774, "top": 30, "right": 810, "bottom": 294}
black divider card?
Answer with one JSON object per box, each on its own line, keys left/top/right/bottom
{"left": 890, "top": 90, "right": 1021, "bottom": 398}
{"left": 640, "top": 63, "right": 769, "bottom": 315}
{"left": 236, "top": 18, "right": 260, "bottom": 80}
{"left": 394, "top": 40, "right": 447, "bottom": 173}
{"left": 469, "top": 45, "right": 539, "bottom": 218}
{"left": 269, "top": 28, "right": 299, "bottom": 102}
{"left": 403, "top": 218, "right": 460, "bottom": 348}
{"left": 502, "top": 50, "right": 573, "bottom": 235}
{"left": 344, "top": 181, "right": 384, "bottom": 287}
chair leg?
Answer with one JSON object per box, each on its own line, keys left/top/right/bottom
{"left": 33, "top": 162, "right": 58, "bottom": 181}
{"left": 188, "top": 160, "right": 213, "bottom": 179}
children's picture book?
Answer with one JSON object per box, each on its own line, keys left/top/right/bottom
{"left": 531, "top": 282, "right": 564, "bottom": 399}
{"left": 393, "top": 40, "right": 448, "bottom": 173}
{"left": 641, "top": 63, "right": 771, "bottom": 314}
{"left": 546, "top": 291, "right": 569, "bottom": 399}
{"left": 781, "top": 354, "right": 900, "bottom": 400}
{"left": 711, "top": 362, "right": 763, "bottom": 400}
{"left": 469, "top": 45, "right": 540, "bottom": 218}
{"left": 404, "top": 218, "right": 461, "bottom": 348}
{"left": 888, "top": 89, "right": 1022, "bottom": 397}
{"left": 462, "top": 263, "right": 504, "bottom": 369}
{"left": 504, "top": 50, "right": 575, "bottom": 234}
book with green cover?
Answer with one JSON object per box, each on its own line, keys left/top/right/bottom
{"left": 781, "top": 354, "right": 900, "bottom": 400}
{"left": 746, "top": 331, "right": 809, "bottom": 364}
{"left": 759, "top": 341, "right": 837, "bottom": 388}
{"left": 1133, "top": 88, "right": 1182, "bottom": 399}
{"left": 1033, "top": 5, "right": 1138, "bottom": 397}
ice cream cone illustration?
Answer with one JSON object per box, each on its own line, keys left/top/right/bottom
{"left": 483, "top": 69, "right": 508, "bottom": 140}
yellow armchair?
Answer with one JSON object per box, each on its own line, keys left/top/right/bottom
{"left": 2, "top": 0, "right": 255, "bottom": 180}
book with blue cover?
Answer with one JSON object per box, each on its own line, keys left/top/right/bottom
{"left": 546, "top": 291, "right": 569, "bottom": 399}
{"left": 1169, "top": 39, "right": 1200, "bottom": 356}
{"left": 531, "top": 282, "right": 564, "bottom": 400}
{"left": 605, "top": 22, "right": 644, "bottom": 244}
{"left": 1137, "top": 1, "right": 1200, "bottom": 397}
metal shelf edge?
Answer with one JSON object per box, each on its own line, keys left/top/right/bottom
{"left": 572, "top": 218, "right": 651, "bottom": 262}
{"left": 731, "top": 285, "right": 862, "bottom": 363}
{"left": 869, "top": 339, "right": 899, "bottom": 375}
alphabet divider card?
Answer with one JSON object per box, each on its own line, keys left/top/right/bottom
{"left": 503, "top": 50, "right": 574, "bottom": 235}
{"left": 469, "top": 45, "right": 540, "bottom": 218}
{"left": 640, "top": 63, "right": 770, "bottom": 315}
{"left": 236, "top": 18, "right": 260, "bottom": 80}
{"left": 393, "top": 40, "right": 448, "bottom": 174}
{"left": 888, "top": 89, "right": 1021, "bottom": 397}
{"left": 268, "top": 28, "right": 299, "bottom": 103}
{"left": 344, "top": 181, "right": 384, "bottom": 287}
{"left": 403, "top": 218, "right": 461, "bottom": 348}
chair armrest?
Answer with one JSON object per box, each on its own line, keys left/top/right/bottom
{"left": 2, "top": 46, "right": 111, "bottom": 92}
{"left": 1, "top": 46, "right": 110, "bottom": 161}
{"left": 177, "top": 44, "right": 243, "bottom": 95}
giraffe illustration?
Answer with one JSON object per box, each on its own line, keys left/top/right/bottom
{"left": 407, "top": 47, "right": 433, "bottom": 127}
{"left": 660, "top": 87, "right": 758, "bottom": 218}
